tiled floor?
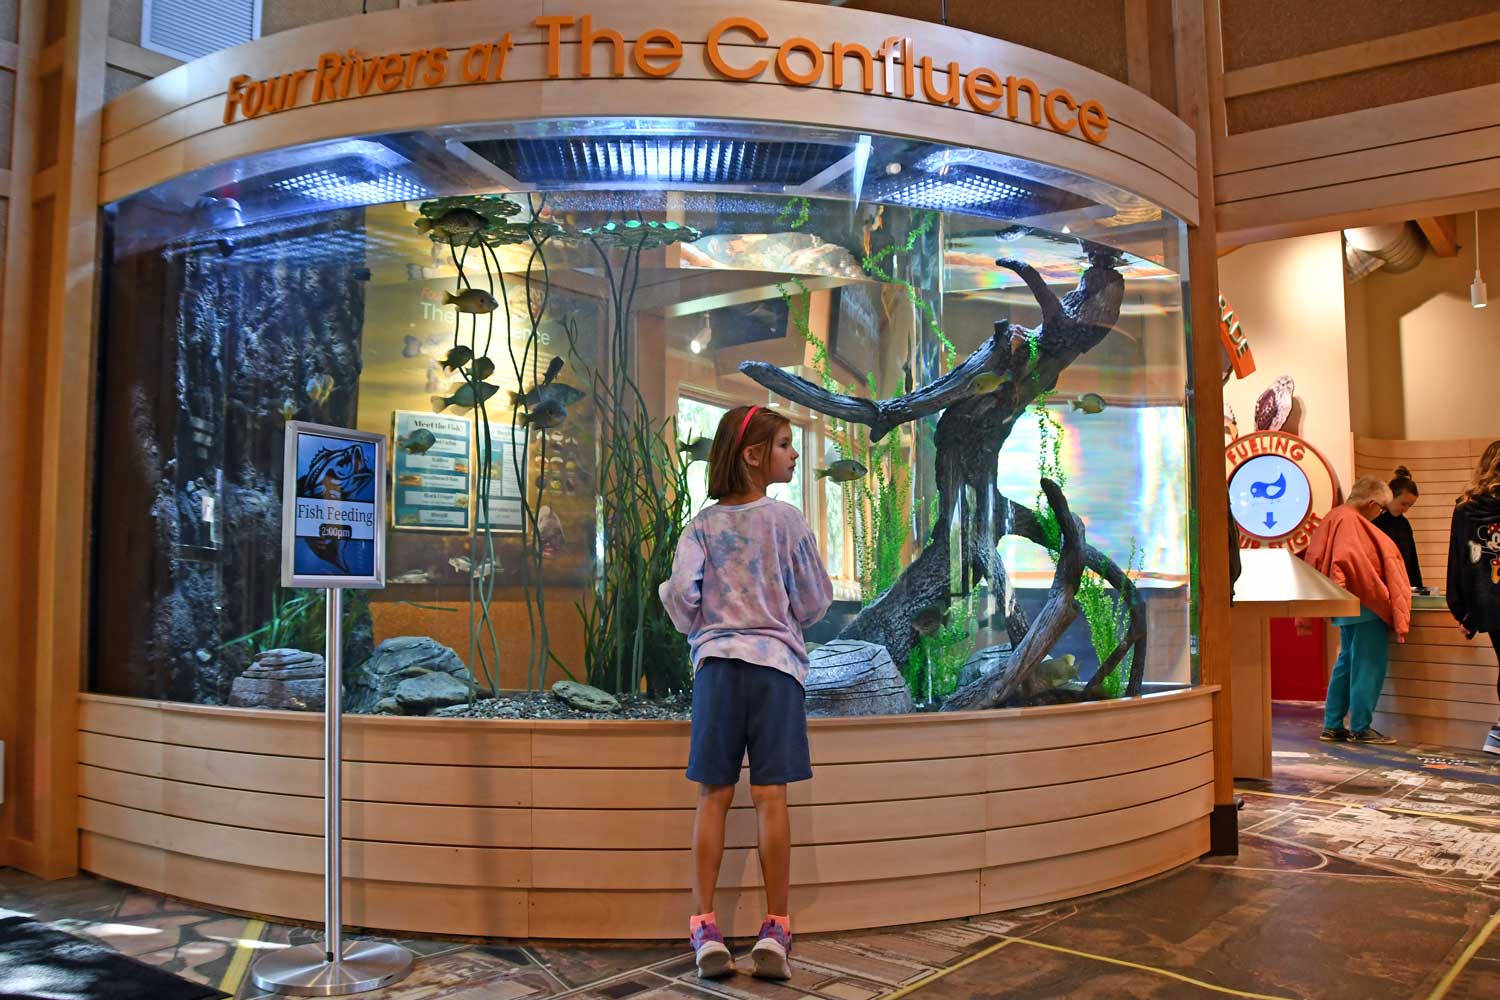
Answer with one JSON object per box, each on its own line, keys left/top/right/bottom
{"left": 5, "top": 702, "right": 1500, "bottom": 999}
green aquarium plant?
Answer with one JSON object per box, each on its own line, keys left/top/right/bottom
{"left": 570, "top": 216, "right": 702, "bottom": 697}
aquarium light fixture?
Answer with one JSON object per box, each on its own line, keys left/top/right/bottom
{"left": 880, "top": 168, "right": 1028, "bottom": 211}
{"left": 269, "top": 168, "right": 431, "bottom": 205}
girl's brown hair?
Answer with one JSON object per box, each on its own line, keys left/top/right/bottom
{"left": 1457, "top": 440, "right": 1500, "bottom": 506}
{"left": 706, "top": 404, "right": 791, "bottom": 500}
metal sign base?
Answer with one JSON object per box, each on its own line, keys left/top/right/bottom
{"left": 250, "top": 588, "right": 413, "bottom": 996}
{"left": 251, "top": 941, "right": 413, "bottom": 996}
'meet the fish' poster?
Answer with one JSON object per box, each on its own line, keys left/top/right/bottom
{"left": 282, "top": 422, "right": 386, "bottom": 588}
{"left": 391, "top": 410, "right": 471, "bottom": 532}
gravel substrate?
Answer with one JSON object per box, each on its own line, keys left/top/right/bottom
{"left": 432, "top": 690, "right": 692, "bottom": 721}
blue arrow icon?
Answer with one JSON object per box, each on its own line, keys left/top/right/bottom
{"left": 1264, "top": 511, "right": 1277, "bottom": 529}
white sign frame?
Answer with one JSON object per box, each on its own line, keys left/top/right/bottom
{"left": 281, "top": 420, "right": 387, "bottom": 589}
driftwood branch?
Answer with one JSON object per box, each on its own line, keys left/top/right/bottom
{"left": 942, "top": 479, "right": 1084, "bottom": 711}
{"left": 994, "top": 490, "right": 1149, "bottom": 698}
{"left": 740, "top": 321, "right": 1018, "bottom": 442}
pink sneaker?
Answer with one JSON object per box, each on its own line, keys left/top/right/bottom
{"left": 750, "top": 919, "right": 793, "bottom": 980}
{"left": 690, "top": 919, "right": 732, "bottom": 978}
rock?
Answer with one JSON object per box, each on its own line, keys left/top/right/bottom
{"left": 551, "top": 680, "right": 621, "bottom": 713}
{"left": 228, "top": 648, "right": 327, "bottom": 711}
{"left": 347, "top": 636, "right": 472, "bottom": 714}
{"left": 805, "top": 640, "right": 914, "bottom": 716}
{"left": 394, "top": 671, "right": 474, "bottom": 715}
{"left": 956, "top": 645, "right": 1010, "bottom": 690}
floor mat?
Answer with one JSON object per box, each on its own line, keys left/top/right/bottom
{"left": 0, "top": 909, "right": 227, "bottom": 1000}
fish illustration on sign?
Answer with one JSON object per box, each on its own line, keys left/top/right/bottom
{"left": 1249, "top": 473, "right": 1287, "bottom": 500}
{"left": 296, "top": 443, "right": 374, "bottom": 573}
{"left": 397, "top": 428, "right": 437, "bottom": 455}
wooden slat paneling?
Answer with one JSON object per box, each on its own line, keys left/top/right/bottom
{"left": 76, "top": 689, "right": 1216, "bottom": 938}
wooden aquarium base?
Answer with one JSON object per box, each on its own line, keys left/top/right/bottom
{"left": 76, "top": 688, "right": 1213, "bottom": 939}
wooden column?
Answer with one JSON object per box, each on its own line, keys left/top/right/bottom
{"left": 1173, "top": 0, "right": 1236, "bottom": 854}
{"left": 0, "top": 0, "right": 107, "bottom": 878}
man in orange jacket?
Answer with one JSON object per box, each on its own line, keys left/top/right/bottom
{"left": 1302, "top": 477, "right": 1412, "bottom": 744}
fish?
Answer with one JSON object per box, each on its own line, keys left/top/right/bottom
{"left": 414, "top": 207, "right": 487, "bottom": 239}
{"left": 402, "top": 335, "right": 422, "bottom": 358}
{"left": 1071, "top": 392, "right": 1107, "bottom": 414}
{"left": 541, "top": 355, "right": 565, "bottom": 385}
{"left": 524, "top": 398, "right": 568, "bottom": 429}
{"left": 511, "top": 381, "right": 586, "bottom": 411}
{"left": 815, "top": 458, "right": 869, "bottom": 483}
{"left": 397, "top": 473, "right": 423, "bottom": 487}
{"left": 902, "top": 360, "right": 914, "bottom": 394}
{"left": 350, "top": 266, "right": 372, "bottom": 282}
{"left": 431, "top": 381, "right": 500, "bottom": 413}
{"left": 448, "top": 555, "right": 496, "bottom": 578}
{"left": 912, "top": 603, "right": 950, "bottom": 636}
{"left": 444, "top": 288, "right": 499, "bottom": 314}
{"left": 278, "top": 399, "right": 298, "bottom": 421}
{"left": 470, "top": 356, "right": 496, "bottom": 380}
{"left": 390, "top": 569, "right": 434, "bottom": 585}
{"left": 440, "top": 346, "right": 474, "bottom": 371}
{"left": 398, "top": 428, "right": 437, "bottom": 455}
{"left": 969, "top": 372, "right": 1013, "bottom": 395}
{"left": 861, "top": 204, "right": 886, "bottom": 258}
{"left": 678, "top": 437, "right": 713, "bottom": 464}
{"left": 1036, "top": 654, "right": 1078, "bottom": 685}
{"left": 305, "top": 373, "right": 334, "bottom": 406}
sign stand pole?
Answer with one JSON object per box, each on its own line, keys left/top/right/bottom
{"left": 250, "top": 588, "right": 413, "bottom": 996}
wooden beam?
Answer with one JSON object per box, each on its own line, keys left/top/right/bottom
{"left": 1174, "top": 0, "right": 1235, "bottom": 855}
{"left": 1224, "top": 11, "right": 1500, "bottom": 99}
{"left": 1217, "top": 243, "right": 1240, "bottom": 258}
{"left": 104, "top": 37, "right": 182, "bottom": 79}
{"left": 1415, "top": 215, "right": 1459, "bottom": 257}
{"left": 1124, "top": 0, "right": 1152, "bottom": 94}
{"left": 38, "top": 38, "right": 63, "bottom": 74}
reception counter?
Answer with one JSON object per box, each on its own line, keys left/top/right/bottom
{"left": 1374, "top": 597, "right": 1499, "bottom": 749}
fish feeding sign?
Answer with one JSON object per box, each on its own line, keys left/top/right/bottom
{"left": 392, "top": 410, "right": 471, "bottom": 532}
{"left": 282, "top": 421, "right": 387, "bottom": 588}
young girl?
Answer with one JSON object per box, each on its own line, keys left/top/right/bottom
{"left": 1374, "top": 466, "right": 1423, "bottom": 590}
{"left": 659, "top": 404, "right": 833, "bottom": 980}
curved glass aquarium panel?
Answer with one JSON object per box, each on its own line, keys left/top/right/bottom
{"left": 92, "top": 117, "right": 1194, "bottom": 717}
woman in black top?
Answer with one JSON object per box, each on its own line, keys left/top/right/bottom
{"left": 1374, "top": 466, "right": 1422, "bottom": 590}
{"left": 1446, "top": 441, "right": 1500, "bottom": 755}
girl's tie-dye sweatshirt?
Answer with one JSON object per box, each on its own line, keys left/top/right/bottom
{"left": 659, "top": 496, "right": 834, "bottom": 685}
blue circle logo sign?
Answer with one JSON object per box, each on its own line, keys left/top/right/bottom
{"left": 1225, "top": 431, "right": 1338, "bottom": 552}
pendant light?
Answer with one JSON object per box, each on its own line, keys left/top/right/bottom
{"left": 1473, "top": 211, "right": 1488, "bottom": 309}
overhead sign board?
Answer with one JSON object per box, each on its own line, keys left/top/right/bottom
{"left": 282, "top": 421, "right": 387, "bottom": 588}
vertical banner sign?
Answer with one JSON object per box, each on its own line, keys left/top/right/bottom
{"left": 391, "top": 410, "right": 471, "bottom": 531}
{"left": 281, "top": 421, "right": 387, "bottom": 588}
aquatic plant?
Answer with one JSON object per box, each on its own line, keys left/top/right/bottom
{"left": 1075, "top": 543, "right": 1141, "bottom": 698}
{"left": 570, "top": 216, "right": 702, "bottom": 696}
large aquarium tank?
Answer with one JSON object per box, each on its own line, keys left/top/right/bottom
{"left": 92, "top": 118, "right": 1195, "bottom": 718}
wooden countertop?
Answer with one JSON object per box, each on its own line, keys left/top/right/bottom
{"left": 1231, "top": 549, "right": 1361, "bottom": 619}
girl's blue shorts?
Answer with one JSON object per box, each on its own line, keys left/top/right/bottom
{"left": 686, "top": 657, "right": 813, "bottom": 787}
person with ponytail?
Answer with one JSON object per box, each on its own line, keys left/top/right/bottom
{"left": 1446, "top": 440, "right": 1500, "bottom": 755}
{"left": 659, "top": 404, "right": 832, "bottom": 980}
{"left": 1375, "top": 466, "right": 1423, "bottom": 590}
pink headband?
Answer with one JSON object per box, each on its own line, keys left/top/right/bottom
{"left": 733, "top": 406, "right": 760, "bottom": 450}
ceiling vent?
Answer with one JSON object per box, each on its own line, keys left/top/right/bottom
{"left": 142, "top": 0, "right": 260, "bottom": 63}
